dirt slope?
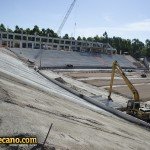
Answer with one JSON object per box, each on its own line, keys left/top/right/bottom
{"left": 0, "top": 48, "right": 150, "bottom": 150}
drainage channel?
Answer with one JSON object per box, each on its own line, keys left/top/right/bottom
{"left": 38, "top": 70, "right": 150, "bottom": 129}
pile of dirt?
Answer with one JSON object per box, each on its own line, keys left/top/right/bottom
{"left": 55, "top": 77, "right": 66, "bottom": 84}
{"left": 0, "top": 84, "right": 11, "bottom": 103}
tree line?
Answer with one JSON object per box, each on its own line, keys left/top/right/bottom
{"left": 0, "top": 24, "right": 150, "bottom": 58}
{"left": 0, "top": 24, "right": 58, "bottom": 38}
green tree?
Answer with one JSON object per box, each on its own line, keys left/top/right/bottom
{"left": 87, "top": 37, "right": 93, "bottom": 41}
{"left": 25, "top": 28, "right": 31, "bottom": 34}
{"left": 131, "top": 39, "right": 144, "bottom": 58}
{"left": 103, "top": 31, "right": 108, "bottom": 43}
{"left": 70, "top": 37, "right": 75, "bottom": 40}
{"left": 63, "top": 34, "right": 69, "bottom": 39}
{"left": 77, "top": 36, "right": 82, "bottom": 41}
{"left": 14, "top": 25, "right": 22, "bottom": 33}
{"left": 94, "top": 35, "right": 100, "bottom": 42}
{"left": 32, "top": 25, "right": 40, "bottom": 35}
{"left": 144, "top": 39, "right": 150, "bottom": 57}
{"left": 82, "top": 37, "right": 86, "bottom": 41}
{"left": 7, "top": 28, "right": 13, "bottom": 32}
{"left": 0, "top": 24, "right": 6, "bottom": 31}
{"left": 46, "top": 28, "right": 58, "bottom": 37}
{"left": 41, "top": 28, "right": 46, "bottom": 36}
{"left": 145, "top": 39, "right": 150, "bottom": 48}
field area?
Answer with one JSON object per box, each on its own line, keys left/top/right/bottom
{"left": 62, "top": 71, "right": 150, "bottom": 102}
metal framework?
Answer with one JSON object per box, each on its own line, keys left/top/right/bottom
{"left": 57, "top": 0, "right": 77, "bottom": 35}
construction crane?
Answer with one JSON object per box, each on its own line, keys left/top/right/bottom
{"left": 57, "top": 0, "right": 77, "bottom": 36}
{"left": 108, "top": 61, "right": 150, "bottom": 122}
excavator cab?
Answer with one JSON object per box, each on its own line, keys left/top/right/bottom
{"left": 127, "top": 100, "right": 140, "bottom": 110}
{"left": 126, "top": 100, "right": 140, "bottom": 115}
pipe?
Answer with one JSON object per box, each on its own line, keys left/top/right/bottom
{"left": 38, "top": 70, "right": 150, "bottom": 129}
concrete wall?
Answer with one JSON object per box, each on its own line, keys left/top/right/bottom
{"left": 0, "top": 31, "right": 117, "bottom": 54}
{"left": 0, "top": 39, "right": 2, "bottom": 47}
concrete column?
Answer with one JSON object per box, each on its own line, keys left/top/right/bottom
{"left": 32, "top": 43, "right": 34, "bottom": 49}
{"left": 12, "top": 42, "right": 15, "bottom": 48}
{"left": 70, "top": 38, "right": 73, "bottom": 51}
{"left": 57, "top": 44, "right": 59, "bottom": 50}
{"left": 7, "top": 41, "right": 9, "bottom": 48}
{"left": 20, "top": 41, "right": 22, "bottom": 48}
{"left": 69, "top": 46, "right": 71, "bottom": 51}
{"left": 21, "top": 31, "right": 23, "bottom": 41}
{"left": 52, "top": 38, "right": 54, "bottom": 49}
{"left": 6, "top": 32, "right": 8, "bottom": 47}
{"left": 27, "top": 35, "right": 29, "bottom": 43}
{"left": 0, "top": 39, "right": 2, "bottom": 47}
{"left": 58, "top": 38, "right": 61, "bottom": 50}
{"left": 34, "top": 34, "right": 36, "bottom": 49}
{"left": 25, "top": 43, "right": 27, "bottom": 49}
{"left": 10, "top": 41, "right": 13, "bottom": 48}
{"left": 40, "top": 37, "right": 42, "bottom": 49}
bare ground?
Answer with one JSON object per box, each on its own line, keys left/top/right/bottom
{"left": 82, "top": 78, "right": 150, "bottom": 87}
{"left": 64, "top": 71, "right": 150, "bottom": 103}
{"left": 0, "top": 48, "right": 150, "bottom": 150}
{"left": 1, "top": 75, "right": 150, "bottom": 150}
{"left": 63, "top": 71, "right": 139, "bottom": 79}
{"left": 106, "top": 84, "right": 150, "bottom": 102}
{"left": 63, "top": 72, "right": 112, "bottom": 79}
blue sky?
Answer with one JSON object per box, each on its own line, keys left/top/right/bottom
{"left": 0, "top": 0, "right": 150, "bottom": 41}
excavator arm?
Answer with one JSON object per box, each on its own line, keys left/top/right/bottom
{"left": 108, "top": 61, "right": 140, "bottom": 101}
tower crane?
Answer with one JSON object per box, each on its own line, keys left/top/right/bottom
{"left": 57, "top": 0, "right": 77, "bottom": 36}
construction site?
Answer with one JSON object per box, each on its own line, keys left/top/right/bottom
{"left": 0, "top": 34, "right": 150, "bottom": 149}
{"left": 0, "top": 0, "right": 150, "bottom": 150}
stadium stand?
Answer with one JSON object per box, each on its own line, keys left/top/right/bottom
{"left": 125, "top": 55, "right": 144, "bottom": 68}
{"left": 10, "top": 48, "right": 142, "bottom": 69}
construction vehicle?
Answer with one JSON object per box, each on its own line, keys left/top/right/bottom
{"left": 108, "top": 61, "right": 150, "bottom": 121}
{"left": 141, "top": 71, "right": 147, "bottom": 78}
{"left": 141, "top": 73, "right": 147, "bottom": 78}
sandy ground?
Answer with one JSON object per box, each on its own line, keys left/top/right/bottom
{"left": 82, "top": 78, "right": 150, "bottom": 87}
{"left": 0, "top": 68, "right": 150, "bottom": 150}
{"left": 109, "top": 84, "right": 150, "bottom": 102}
{"left": 64, "top": 71, "right": 150, "bottom": 104}
{"left": 63, "top": 72, "right": 112, "bottom": 79}
{"left": 63, "top": 71, "right": 140, "bottom": 79}
{"left": 0, "top": 48, "right": 150, "bottom": 150}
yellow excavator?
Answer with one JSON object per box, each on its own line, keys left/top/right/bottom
{"left": 108, "top": 61, "right": 150, "bottom": 121}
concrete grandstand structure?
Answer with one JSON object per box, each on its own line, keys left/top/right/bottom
{"left": 0, "top": 31, "right": 117, "bottom": 53}
{"left": 0, "top": 31, "right": 144, "bottom": 69}
{"left": 10, "top": 48, "right": 141, "bottom": 69}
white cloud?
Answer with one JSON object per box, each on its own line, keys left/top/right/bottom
{"left": 103, "top": 15, "right": 112, "bottom": 22}
{"left": 125, "top": 19, "right": 150, "bottom": 32}
{"left": 75, "top": 19, "right": 150, "bottom": 40}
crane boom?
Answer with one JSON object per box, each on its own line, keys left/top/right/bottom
{"left": 57, "top": 0, "right": 77, "bottom": 35}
